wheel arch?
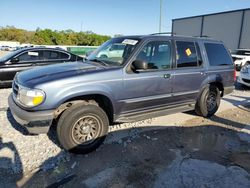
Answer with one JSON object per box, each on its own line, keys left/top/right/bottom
{"left": 55, "top": 93, "right": 115, "bottom": 124}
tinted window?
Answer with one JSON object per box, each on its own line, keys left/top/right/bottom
{"left": 17, "top": 51, "right": 42, "bottom": 62}
{"left": 205, "top": 43, "right": 232, "bottom": 66}
{"left": 176, "top": 41, "right": 198, "bottom": 68}
{"left": 136, "top": 41, "right": 171, "bottom": 70}
{"left": 43, "top": 50, "right": 70, "bottom": 60}
{"left": 232, "top": 50, "right": 250, "bottom": 56}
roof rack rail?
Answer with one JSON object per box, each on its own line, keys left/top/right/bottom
{"left": 150, "top": 32, "right": 176, "bottom": 36}
{"left": 193, "top": 35, "right": 210, "bottom": 38}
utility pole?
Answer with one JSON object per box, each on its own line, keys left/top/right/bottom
{"left": 80, "top": 21, "right": 83, "bottom": 32}
{"left": 159, "top": 0, "right": 163, "bottom": 33}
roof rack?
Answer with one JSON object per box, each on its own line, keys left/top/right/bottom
{"left": 193, "top": 35, "right": 211, "bottom": 38}
{"left": 150, "top": 32, "right": 176, "bottom": 36}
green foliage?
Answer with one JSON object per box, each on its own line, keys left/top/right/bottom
{"left": 0, "top": 26, "right": 111, "bottom": 46}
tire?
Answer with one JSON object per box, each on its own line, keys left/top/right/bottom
{"left": 195, "top": 85, "right": 221, "bottom": 117}
{"left": 57, "top": 102, "right": 109, "bottom": 154}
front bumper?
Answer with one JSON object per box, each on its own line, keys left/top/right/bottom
{"left": 237, "top": 74, "right": 250, "bottom": 87}
{"left": 8, "top": 94, "right": 55, "bottom": 134}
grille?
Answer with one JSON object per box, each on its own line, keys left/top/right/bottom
{"left": 242, "top": 78, "right": 250, "bottom": 83}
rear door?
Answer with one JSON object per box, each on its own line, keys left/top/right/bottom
{"left": 172, "top": 40, "right": 206, "bottom": 104}
{"left": 35, "top": 50, "right": 71, "bottom": 67}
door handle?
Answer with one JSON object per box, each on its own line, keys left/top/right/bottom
{"left": 163, "top": 74, "right": 171, "bottom": 79}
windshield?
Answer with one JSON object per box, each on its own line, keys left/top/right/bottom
{"left": 232, "top": 50, "right": 250, "bottom": 56}
{"left": 0, "top": 49, "right": 23, "bottom": 61}
{"left": 87, "top": 37, "right": 141, "bottom": 66}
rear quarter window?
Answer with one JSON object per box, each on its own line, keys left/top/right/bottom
{"left": 204, "top": 43, "right": 232, "bottom": 66}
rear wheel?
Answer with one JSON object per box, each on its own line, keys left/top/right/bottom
{"left": 57, "top": 102, "right": 109, "bottom": 154}
{"left": 195, "top": 85, "right": 221, "bottom": 117}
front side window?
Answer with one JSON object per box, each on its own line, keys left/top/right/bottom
{"left": 205, "top": 43, "right": 233, "bottom": 66}
{"left": 87, "top": 38, "right": 141, "bottom": 66}
{"left": 136, "top": 41, "right": 171, "bottom": 70}
{"left": 176, "top": 41, "right": 199, "bottom": 68}
{"left": 17, "top": 51, "right": 42, "bottom": 62}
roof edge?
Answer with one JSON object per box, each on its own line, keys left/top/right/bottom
{"left": 172, "top": 8, "right": 250, "bottom": 21}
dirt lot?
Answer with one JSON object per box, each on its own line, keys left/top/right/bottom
{"left": 3, "top": 106, "right": 248, "bottom": 188}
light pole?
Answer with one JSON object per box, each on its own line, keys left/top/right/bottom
{"left": 159, "top": 0, "right": 163, "bottom": 33}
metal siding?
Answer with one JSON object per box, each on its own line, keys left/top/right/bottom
{"left": 202, "top": 11, "right": 243, "bottom": 50}
{"left": 240, "top": 10, "right": 250, "bottom": 49}
{"left": 172, "top": 17, "right": 202, "bottom": 36}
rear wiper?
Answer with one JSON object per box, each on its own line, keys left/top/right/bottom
{"left": 88, "top": 58, "right": 109, "bottom": 66}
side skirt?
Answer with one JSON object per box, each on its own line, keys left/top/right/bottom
{"left": 115, "top": 102, "right": 195, "bottom": 123}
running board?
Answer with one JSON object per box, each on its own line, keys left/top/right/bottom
{"left": 115, "top": 103, "right": 195, "bottom": 123}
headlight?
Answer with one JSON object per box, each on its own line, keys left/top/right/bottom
{"left": 241, "top": 66, "right": 248, "bottom": 74}
{"left": 18, "top": 87, "right": 45, "bottom": 107}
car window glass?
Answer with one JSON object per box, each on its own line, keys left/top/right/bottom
{"left": 176, "top": 41, "right": 198, "bottom": 68}
{"left": 17, "top": 51, "right": 41, "bottom": 62}
{"left": 205, "top": 43, "right": 232, "bottom": 66}
{"left": 59, "top": 52, "right": 70, "bottom": 59}
{"left": 136, "top": 41, "right": 171, "bottom": 70}
{"left": 50, "top": 51, "right": 60, "bottom": 59}
{"left": 43, "top": 50, "right": 69, "bottom": 60}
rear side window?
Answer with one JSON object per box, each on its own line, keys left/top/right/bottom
{"left": 176, "top": 41, "right": 201, "bottom": 68}
{"left": 204, "top": 43, "right": 232, "bottom": 66}
{"left": 43, "top": 50, "right": 70, "bottom": 60}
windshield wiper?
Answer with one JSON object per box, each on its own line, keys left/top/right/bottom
{"left": 88, "top": 58, "right": 109, "bottom": 66}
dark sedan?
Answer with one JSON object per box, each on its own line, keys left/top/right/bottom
{"left": 0, "top": 47, "right": 83, "bottom": 87}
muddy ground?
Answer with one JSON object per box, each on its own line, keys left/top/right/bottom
{"left": 1, "top": 105, "right": 248, "bottom": 188}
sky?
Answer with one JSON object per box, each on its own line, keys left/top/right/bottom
{"left": 0, "top": 0, "right": 250, "bottom": 36}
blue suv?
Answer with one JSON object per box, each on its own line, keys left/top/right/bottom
{"left": 8, "top": 34, "right": 235, "bottom": 153}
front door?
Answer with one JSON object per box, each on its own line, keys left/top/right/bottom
{"left": 0, "top": 50, "right": 42, "bottom": 83}
{"left": 120, "top": 40, "right": 173, "bottom": 114}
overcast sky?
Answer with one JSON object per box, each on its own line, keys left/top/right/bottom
{"left": 0, "top": 0, "right": 249, "bottom": 36}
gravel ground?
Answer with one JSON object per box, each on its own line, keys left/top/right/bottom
{"left": 0, "top": 86, "right": 249, "bottom": 175}
{"left": 0, "top": 88, "right": 155, "bottom": 174}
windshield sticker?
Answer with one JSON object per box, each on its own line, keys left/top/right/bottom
{"left": 28, "top": 51, "right": 39, "bottom": 56}
{"left": 122, "top": 39, "right": 138, "bottom": 45}
{"left": 185, "top": 48, "right": 192, "bottom": 56}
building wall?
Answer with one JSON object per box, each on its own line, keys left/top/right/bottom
{"left": 240, "top": 10, "right": 250, "bottom": 49}
{"left": 172, "top": 17, "right": 202, "bottom": 36}
{"left": 172, "top": 9, "right": 250, "bottom": 50}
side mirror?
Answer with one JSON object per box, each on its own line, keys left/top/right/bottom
{"left": 10, "top": 57, "right": 19, "bottom": 63}
{"left": 132, "top": 60, "right": 148, "bottom": 71}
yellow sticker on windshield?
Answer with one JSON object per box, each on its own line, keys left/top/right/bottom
{"left": 185, "top": 48, "right": 192, "bottom": 56}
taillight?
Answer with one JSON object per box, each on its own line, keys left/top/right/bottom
{"left": 233, "top": 67, "right": 236, "bottom": 82}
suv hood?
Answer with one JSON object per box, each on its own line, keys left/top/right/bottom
{"left": 16, "top": 61, "right": 104, "bottom": 87}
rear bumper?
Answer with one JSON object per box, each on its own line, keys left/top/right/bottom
{"left": 8, "top": 94, "right": 55, "bottom": 134}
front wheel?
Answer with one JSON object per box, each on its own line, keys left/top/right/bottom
{"left": 195, "top": 85, "right": 221, "bottom": 117}
{"left": 57, "top": 102, "right": 109, "bottom": 154}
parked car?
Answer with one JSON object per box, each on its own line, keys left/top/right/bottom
{"left": 237, "top": 65, "right": 250, "bottom": 87}
{"left": 0, "top": 47, "right": 83, "bottom": 86}
{"left": 1, "top": 46, "right": 11, "bottom": 51}
{"left": 231, "top": 49, "right": 250, "bottom": 71}
{"left": 8, "top": 35, "right": 235, "bottom": 153}
{"left": 97, "top": 43, "right": 125, "bottom": 60}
